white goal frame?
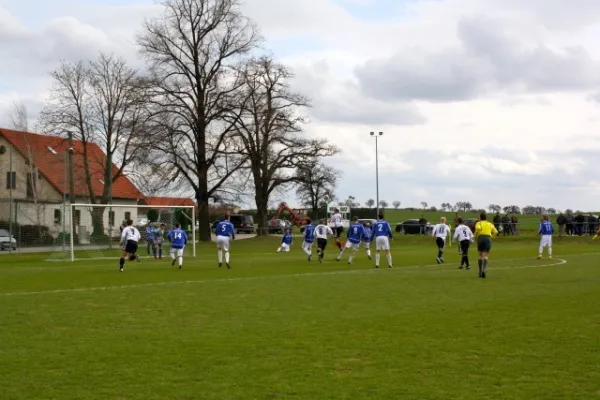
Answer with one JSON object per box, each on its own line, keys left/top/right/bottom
{"left": 69, "top": 203, "right": 196, "bottom": 262}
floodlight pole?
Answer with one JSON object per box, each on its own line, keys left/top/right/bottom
{"left": 370, "top": 131, "right": 383, "bottom": 217}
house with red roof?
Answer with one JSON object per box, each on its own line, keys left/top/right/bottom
{"left": 0, "top": 128, "right": 145, "bottom": 240}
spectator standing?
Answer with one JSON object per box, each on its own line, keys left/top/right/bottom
{"left": 511, "top": 213, "right": 519, "bottom": 235}
{"left": 574, "top": 213, "right": 585, "bottom": 236}
{"left": 493, "top": 213, "right": 501, "bottom": 232}
{"left": 556, "top": 213, "right": 566, "bottom": 236}
{"left": 418, "top": 215, "right": 427, "bottom": 235}
{"left": 566, "top": 211, "right": 574, "bottom": 236}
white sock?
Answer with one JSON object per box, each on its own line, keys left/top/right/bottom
{"left": 349, "top": 251, "right": 356, "bottom": 263}
{"left": 386, "top": 253, "right": 392, "bottom": 266}
{"left": 178, "top": 256, "right": 183, "bottom": 266}
{"left": 277, "top": 247, "right": 281, "bottom": 252}
{"left": 225, "top": 251, "right": 230, "bottom": 263}
{"left": 366, "top": 249, "right": 371, "bottom": 257}
{"left": 337, "top": 248, "right": 345, "bottom": 260}
{"left": 171, "top": 252, "right": 175, "bottom": 260}
{"left": 539, "top": 246, "right": 543, "bottom": 254}
{"left": 548, "top": 247, "right": 552, "bottom": 255}
{"left": 375, "top": 253, "right": 380, "bottom": 265}
{"left": 303, "top": 245, "right": 311, "bottom": 256}
{"left": 218, "top": 250, "right": 223, "bottom": 263}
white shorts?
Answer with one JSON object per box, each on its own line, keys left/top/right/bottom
{"left": 302, "top": 241, "right": 313, "bottom": 249}
{"left": 540, "top": 235, "right": 552, "bottom": 247}
{"left": 375, "top": 236, "right": 390, "bottom": 251}
{"left": 170, "top": 247, "right": 184, "bottom": 257}
{"left": 361, "top": 241, "right": 371, "bottom": 249}
{"left": 216, "top": 236, "right": 230, "bottom": 251}
{"left": 280, "top": 243, "right": 290, "bottom": 251}
{"left": 345, "top": 241, "right": 360, "bottom": 251}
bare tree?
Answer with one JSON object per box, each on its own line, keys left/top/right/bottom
{"left": 379, "top": 200, "right": 388, "bottom": 209}
{"left": 295, "top": 162, "right": 340, "bottom": 215}
{"left": 137, "top": 0, "right": 261, "bottom": 241}
{"left": 39, "top": 53, "right": 151, "bottom": 238}
{"left": 233, "top": 56, "right": 339, "bottom": 234}
{"left": 421, "top": 201, "right": 428, "bottom": 209}
{"left": 392, "top": 201, "right": 401, "bottom": 209}
{"left": 366, "top": 199, "right": 375, "bottom": 208}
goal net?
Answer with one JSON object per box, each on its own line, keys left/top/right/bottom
{"left": 44, "top": 204, "right": 196, "bottom": 262}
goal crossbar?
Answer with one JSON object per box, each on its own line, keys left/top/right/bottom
{"left": 68, "top": 203, "right": 196, "bottom": 262}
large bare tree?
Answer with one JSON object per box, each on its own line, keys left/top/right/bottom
{"left": 137, "top": 0, "right": 260, "bottom": 241}
{"left": 39, "top": 53, "right": 151, "bottom": 238}
{"left": 234, "top": 56, "right": 339, "bottom": 234}
{"left": 295, "top": 161, "right": 340, "bottom": 216}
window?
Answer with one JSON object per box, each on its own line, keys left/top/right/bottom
{"left": 124, "top": 211, "right": 131, "bottom": 222}
{"left": 109, "top": 211, "right": 115, "bottom": 226}
{"left": 54, "top": 209, "right": 62, "bottom": 225}
{"left": 6, "top": 171, "right": 16, "bottom": 189}
{"left": 73, "top": 210, "right": 81, "bottom": 226}
{"left": 26, "top": 173, "right": 37, "bottom": 198}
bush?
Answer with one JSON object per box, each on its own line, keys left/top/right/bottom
{"left": 90, "top": 231, "right": 110, "bottom": 245}
{"left": 0, "top": 220, "right": 55, "bottom": 246}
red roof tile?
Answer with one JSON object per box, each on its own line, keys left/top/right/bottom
{"left": 142, "top": 196, "right": 197, "bottom": 208}
{"left": 0, "top": 128, "right": 144, "bottom": 200}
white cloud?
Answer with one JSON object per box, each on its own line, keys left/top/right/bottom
{"left": 1, "top": 0, "right": 600, "bottom": 211}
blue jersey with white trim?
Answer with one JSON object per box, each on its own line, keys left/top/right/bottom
{"left": 215, "top": 221, "right": 235, "bottom": 238}
{"left": 373, "top": 220, "right": 393, "bottom": 238}
{"left": 167, "top": 228, "right": 187, "bottom": 249}
{"left": 303, "top": 224, "right": 316, "bottom": 243}
{"left": 281, "top": 233, "right": 293, "bottom": 244}
{"left": 538, "top": 221, "right": 554, "bottom": 235}
{"left": 347, "top": 223, "right": 365, "bottom": 244}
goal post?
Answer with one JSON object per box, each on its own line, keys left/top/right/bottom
{"left": 63, "top": 203, "right": 196, "bottom": 262}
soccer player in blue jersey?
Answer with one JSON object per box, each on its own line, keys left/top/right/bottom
{"left": 537, "top": 215, "right": 555, "bottom": 259}
{"left": 215, "top": 215, "right": 235, "bottom": 269}
{"left": 362, "top": 222, "right": 373, "bottom": 260}
{"left": 167, "top": 223, "right": 187, "bottom": 269}
{"left": 337, "top": 216, "right": 365, "bottom": 264}
{"left": 373, "top": 214, "right": 393, "bottom": 268}
{"left": 302, "top": 218, "right": 316, "bottom": 261}
{"left": 146, "top": 224, "right": 156, "bottom": 256}
{"left": 277, "top": 230, "right": 293, "bottom": 252}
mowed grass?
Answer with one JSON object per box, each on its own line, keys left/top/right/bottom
{"left": 1, "top": 236, "right": 599, "bottom": 399}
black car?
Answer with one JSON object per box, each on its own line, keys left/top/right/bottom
{"left": 395, "top": 219, "right": 434, "bottom": 234}
{"left": 229, "top": 214, "right": 255, "bottom": 234}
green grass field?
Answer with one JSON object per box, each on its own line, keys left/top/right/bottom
{"left": 1, "top": 235, "right": 599, "bottom": 399}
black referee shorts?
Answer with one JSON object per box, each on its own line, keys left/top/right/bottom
{"left": 125, "top": 240, "right": 138, "bottom": 254}
{"left": 334, "top": 227, "right": 344, "bottom": 238}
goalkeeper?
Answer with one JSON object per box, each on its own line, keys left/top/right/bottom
{"left": 153, "top": 223, "right": 166, "bottom": 259}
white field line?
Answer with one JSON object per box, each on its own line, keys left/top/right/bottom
{"left": 6, "top": 251, "right": 596, "bottom": 272}
{"left": 0, "top": 258, "right": 569, "bottom": 297}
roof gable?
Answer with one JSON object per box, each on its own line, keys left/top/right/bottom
{"left": 0, "top": 128, "right": 143, "bottom": 200}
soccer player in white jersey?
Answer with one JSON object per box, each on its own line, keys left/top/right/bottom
{"left": 453, "top": 217, "right": 474, "bottom": 269}
{"left": 330, "top": 208, "right": 344, "bottom": 251}
{"left": 432, "top": 216, "right": 451, "bottom": 264}
{"left": 119, "top": 219, "right": 141, "bottom": 272}
{"left": 372, "top": 214, "right": 393, "bottom": 268}
{"left": 315, "top": 219, "right": 335, "bottom": 263}
{"left": 537, "top": 215, "right": 554, "bottom": 259}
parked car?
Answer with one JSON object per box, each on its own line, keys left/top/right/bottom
{"left": 211, "top": 215, "right": 255, "bottom": 234}
{"left": 395, "top": 219, "right": 434, "bottom": 235}
{"left": 463, "top": 219, "right": 477, "bottom": 232}
{"left": 269, "top": 218, "right": 292, "bottom": 234}
{"left": 357, "top": 218, "right": 376, "bottom": 227}
{"left": 0, "top": 229, "right": 17, "bottom": 250}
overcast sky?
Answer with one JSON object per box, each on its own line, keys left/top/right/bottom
{"left": 2, "top": 0, "right": 600, "bottom": 211}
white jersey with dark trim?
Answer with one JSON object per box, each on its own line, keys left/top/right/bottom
{"left": 315, "top": 224, "right": 334, "bottom": 239}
